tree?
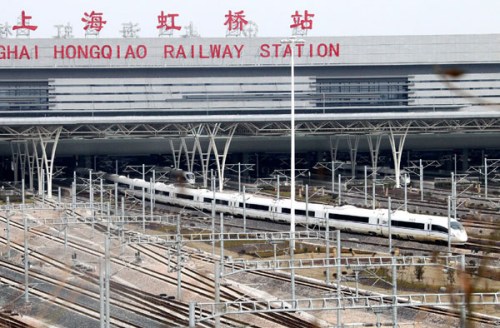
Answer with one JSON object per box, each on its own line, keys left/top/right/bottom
{"left": 414, "top": 259, "right": 425, "bottom": 282}
{"left": 447, "top": 267, "right": 456, "bottom": 285}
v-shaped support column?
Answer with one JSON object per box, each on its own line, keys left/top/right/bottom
{"left": 329, "top": 136, "right": 339, "bottom": 164}
{"left": 18, "top": 142, "right": 30, "bottom": 188}
{"left": 185, "top": 125, "right": 209, "bottom": 188}
{"left": 367, "top": 134, "right": 383, "bottom": 181}
{"left": 347, "top": 135, "right": 360, "bottom": 178}
{"left": 26, "top": 142, "right": 35, "bottom": 191}
{"left": 31, "top": 139, "right": 43, "bottom": 195}
{"left": 9, "top": 140, "right": 33, "bottom": 189}
{"left": 169, "top": 138, "right": 191, "bottom": 170}
{"left": 194, "top": 123, "right": 237, "bottom": 191}
{"left": 207, "top": 124, "right": 237, "bottom": 191}
{"left": 35, "top": 127, "right": 62, "bottom": 198}
{"left": 10, "top": 141, "right": 22, "bottom": 185}
{"left": 388, "top": 124, "right": 410, "bottom": 188}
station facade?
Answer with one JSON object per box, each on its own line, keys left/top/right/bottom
{"left": 0, "top": 34, "right": 500, "bottom": 191}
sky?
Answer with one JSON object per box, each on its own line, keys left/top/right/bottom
{"left": 1, "top": 0, "right": 499, "bottom": 39}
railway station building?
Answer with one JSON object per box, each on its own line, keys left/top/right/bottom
{"left": 0, "top": 34, "right": 499, "bottom": 194}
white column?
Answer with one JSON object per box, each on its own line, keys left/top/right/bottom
{"left": 387, "top": 124, "right": 409, "bottom": 188}
{"left": 347, "top": 135, "right": 360, "bottom": 178}
{"left": 37, "top": 127, "right": 62, "bottom": 198}
{"left": 367, "top": 134, "right": 383, "bottom": 181}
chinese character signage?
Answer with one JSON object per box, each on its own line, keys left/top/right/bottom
{"left": 0, "top": 9, "right": 316, "bottom": 38}
{"left": 290, "top": 10, "right": 314, "bottom": 36}
{"left": 157, "top": 11, "right": 181, "bottom": 37}
{"left": 82, "top": 11, "right": 107, "bottom": 37}
{"left": 12, "top": 10, "right": 37, "bottom": 38}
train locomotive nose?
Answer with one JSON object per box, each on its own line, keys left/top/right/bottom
{"left": 452, "top": 230, "right": 468, "bottom": 244}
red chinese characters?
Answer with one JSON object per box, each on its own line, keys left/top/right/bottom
{"left": 82, "top": 11, "right": 107, "bottom": 32}
{"left": 224, "top": 10, "right": 248, "bottom": 31}
{"left": 5, "top": 9, "right": 322, "bottom": 37}
{"left": 12, "top": 11, "right": 38, "bottom": 31}
{"left": 157, "top": 11, "right": 181, "bottom": 31}
{"left": 290, "top": 10, "right": 315, "bottom": 30}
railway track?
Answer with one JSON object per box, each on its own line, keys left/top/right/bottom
{"left": 1, "top": 191, "right": 499, "bottom": 327}
{"left": 0, "top": 311, "right": 29, "bottom": 328}
{"left": 129, "top": 243, "right": 320, "bottom": 328}
{"left": 0, "top": 260, "right": 172, "bottom": 327}
{"left": 0, "top": 204, "right": 316, "bottom": 327}
{"left": 0, "top": 237, "right": 218, "bottom": 327}
{"left": 133, "top": 238, "right": 500, "bottom": 327}
{"left": 178, "top": 208, "right": 499, "bottom": 265}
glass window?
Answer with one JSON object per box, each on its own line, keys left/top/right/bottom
{"left": 315, "top": 77, "right": 408, "bottom": 109}
{"left": 432, "top": 225, "right": 448, "bottom": 233}
{"left": 392, "top": 220, "right": 425, "bottom": 230}
{"left": 0, "top": 81, "right": 49, "bottom": 110}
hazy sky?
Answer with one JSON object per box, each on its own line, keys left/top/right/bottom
{"left": 2, "top": 0, "right": 500, "bottom": 39}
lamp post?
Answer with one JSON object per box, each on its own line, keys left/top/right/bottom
{"left": 281, "top": 36, "right": 304, "bottom": 250}
{"left": 281, "top": 36, "right": 304, "bottom": 304}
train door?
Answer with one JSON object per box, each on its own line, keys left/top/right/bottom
{"left": 376, "top": 212, "right": 386, "bottom": 236}
{"left": 229, "top": 195, "right": 239, "bottom": 215}
{"left": 270, "top": 199, "right": 278, "bottom": 221}
{"left": 426, "top": 219, "right": 432, "bottom": 240}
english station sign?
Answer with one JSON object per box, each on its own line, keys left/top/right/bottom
{"left": 0, "top": 41, "right": 340, "bottom": 60}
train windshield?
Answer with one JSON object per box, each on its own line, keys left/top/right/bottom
{"left": 184, "top": 172, "right": 195, "bottom": 184}
{"left": 450, "top": 221, "right": 465, "bottom": 231}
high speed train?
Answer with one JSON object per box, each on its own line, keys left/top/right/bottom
{"left": 105, "top": 173, "right": 468, "bottom": 244}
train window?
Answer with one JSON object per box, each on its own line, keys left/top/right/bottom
{"left": 216, "top": 199, "right": 229, "bottom": 206}
{"left": 282, "top": 208, "right": 291, "bottom": 214}
{"left": 431, "top": 225, "right": 448, "bottom": 234}
{"left": 450, "top": 222, "right": 464, "bottom": 231}
{"left": 176, "top": 193, "right": 194, "bottom": 200}
{"left": 203, "top": 198, "right": 212, "bottom": 203}
{"left": 295, "top": 209, "right": 315, "bottom": 217}
{"left": 392, "top": 220, "right": 425, "bottom": 230}
{"left": 246, "top": 203, "right": 269, "bottom": 211}
{"left": 328, "top": 213, "right": 369, "bottom": 223}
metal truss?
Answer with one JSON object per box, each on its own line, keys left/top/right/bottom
{"left": 2, "top": 114, "right": 500, "bottom": 140}
{"left": 223, "top": 255, "right": 463, "bottom": 276}
{"left": 193, "top": 292, "right": 500, "bottom": 320}
{"left": 27, "top": 215, "right": 180, "bottom": 228}
{"left": 0, "top": 202, "right": 94, "bottom": 211}
{"left": 122, "top": 230, "right": 324, "bottom": 246}
{"left": 191, "top": 252, "right": 498, "bottom": 326}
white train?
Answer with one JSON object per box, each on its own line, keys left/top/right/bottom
{"left": 105, "top": 173, "right": 468, "bottom": 244}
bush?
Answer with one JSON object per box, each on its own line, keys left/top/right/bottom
{"left": 414, "top": 260, "right": 425, "bottom": 281}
